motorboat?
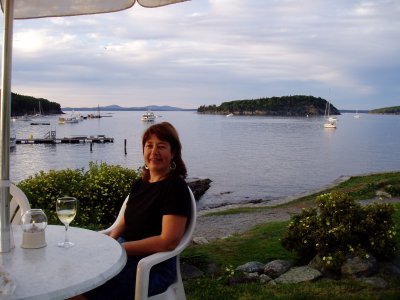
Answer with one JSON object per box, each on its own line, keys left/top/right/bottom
{"left": 226, "top": 113, "right": 234, "bottom": 117}
{"left": 59, "top": 114, "right": 79, "bottom": 124}
{"left": 141, "top": 111, "right": 156, "bottom": 122}
{"left": 59, "top": 110, "right": 80, "bottom": 124}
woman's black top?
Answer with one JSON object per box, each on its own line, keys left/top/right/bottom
{"left": 122, "top": 175, "right": 191, "bottom": 242}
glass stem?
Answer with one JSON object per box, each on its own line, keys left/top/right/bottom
{"left": 64, "top": 224, "right": 70, "bottom": 244}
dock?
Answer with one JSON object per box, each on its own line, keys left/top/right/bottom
{"left": 30, "top": 122, "right": 50, "bottom": 125}
{"left": 16, "top": 130, "right": 114, "bottom": 145}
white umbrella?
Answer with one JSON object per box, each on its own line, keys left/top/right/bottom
{"left": 0, "top": 0, "right": 188, "bottom": 252}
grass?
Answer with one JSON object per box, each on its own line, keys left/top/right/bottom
{"left": 182, "top": 171, "right": 400, "bottom": 299}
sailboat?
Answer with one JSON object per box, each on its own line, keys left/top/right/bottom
{"left": 34, "top": 101, "right": 44, "bottom": 117}
{"left": 354, "top": 110, "right": 360, "bottom": 118}
{"left": 324, "top": 101, "right": 337, "bottom": 129}
{"left": 88, "top": 105, "right": 102, "bottom": 118}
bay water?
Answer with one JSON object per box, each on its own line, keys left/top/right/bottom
{"left": 10, "top": 111, "right": 400, "bottom": 209}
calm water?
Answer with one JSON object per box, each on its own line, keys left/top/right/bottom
{"left": 10, "top": 111, "right": 400, "bottom": 209}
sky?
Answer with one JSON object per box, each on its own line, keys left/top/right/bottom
{"left": 1, "top": 0, "right": 399, "bottom": 110}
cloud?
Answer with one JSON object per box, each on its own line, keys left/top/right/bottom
{"left": 1, "top": 0, "right": 399, "bottom": 109}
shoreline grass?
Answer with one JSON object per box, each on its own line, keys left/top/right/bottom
{"left": 205, "top": 171, "right": 400, "bottom": 216}
{"left": 183, "top": 171, "right": 400, "bottom": 299}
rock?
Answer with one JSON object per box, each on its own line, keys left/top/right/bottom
{"left": 204, "top": 262, "right": 219, "bottom": 275}
{"left": 376, "top": 190, "right": 392, "bottom": 198}
{"left": 229, "top": 271, "right": 259, "bottom": 285}
{"left": 391, "top": 256, "right": 400, "bottom": 269}
{"left": 378, "top": 260, "right": 400, "bottom": 277}
{"left": 192, "top": 236, "right": 209, "bottom": 245}
{"left": 357, "top": 276, "right": 389, "bottom": 288}
{"left": 180, "top": 263, "right": 204, "bottom": 280}
{"left": 236, "top": 261, "right": 265, "bottom": 274}
{"left": 274, "top": 266, "right": 322, "bottom": 284}
{"left": 309, "top": 255, "right": 340, "bottom": 278}
{"left": 264, "top": 259, "right": 292, "bottom": 279}
{"left": 341, "top": 255, "right": 377, "bottom": 277}
{"left": 259, "top": 274, "right": 272, "bottom": 283}
{"left": 186, "top": 178, "right": 212, "bottom": 200}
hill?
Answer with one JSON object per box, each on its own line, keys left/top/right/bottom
{"left": 62, "top": 105, "right": 195, "bottom": 111}
{"left": 197, "top": 95, "right": 340, "bottom": 116}
{"left": 10, "top": 92, "right": 62, "bottom": 116}
{"left": 369, "top": 106, "right": 400, "bottom": 115}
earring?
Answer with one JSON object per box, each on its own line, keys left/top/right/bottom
{"left": 144, "top": 164, "right": 149, "bottom": 170}
{"left": 170, "top": 161, "right": 176, "bottom": 170}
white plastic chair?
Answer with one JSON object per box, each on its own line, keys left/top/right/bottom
{"left": 100, "top": 187, "right": 197, "bottom": 300}
{"left": 10, "top": 183, "right": 31, "bottom": 225}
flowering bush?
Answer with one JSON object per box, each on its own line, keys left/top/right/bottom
{"left": 281, "top": 192, "right": 398, "bottom": 272}
{"left": 18, "top": 162, "right": 139, "bottom": 228}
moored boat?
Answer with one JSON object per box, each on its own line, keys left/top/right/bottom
{"left": 141, "top": 111, "right": 156, "bottom": 122}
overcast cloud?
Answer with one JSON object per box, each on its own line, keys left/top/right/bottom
{"left": 1, "top": 0, "right": 399, "bottom": 109}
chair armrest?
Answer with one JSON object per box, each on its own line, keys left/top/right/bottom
{"left": 135, "top": 249, "right": 180, "bottom": 300}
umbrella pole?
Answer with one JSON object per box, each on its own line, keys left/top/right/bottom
{"left": 0, "top": 0, "right": 14, "bottom": 253}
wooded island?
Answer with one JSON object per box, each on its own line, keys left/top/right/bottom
{"left": 10, "top": 92, "right": 62, "bottom": 116}
{"left": 197, "top": 95, "right": 340, "bottom": 116}
{"left": 369, "top": 106, "right": 400, "bottom": 115}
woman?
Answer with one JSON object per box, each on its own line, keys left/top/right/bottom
{"left": 83, "top": 122, "right": 191, "bottom": 299}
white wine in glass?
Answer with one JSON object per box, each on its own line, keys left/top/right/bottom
{"left": 56, "top": 197, "right": 77, "bottom": 248}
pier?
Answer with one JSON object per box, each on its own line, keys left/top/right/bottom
{"left": 16, "top": 130, "right": 114, "bottom": 145}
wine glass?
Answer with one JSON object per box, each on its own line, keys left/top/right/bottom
{"left": 56, "top": 197, "right": 77, "bottom": 248}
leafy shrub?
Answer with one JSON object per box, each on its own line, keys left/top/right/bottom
{"left": 384, "top": 184, "right": 400, "bottom": 196}
{"left": 17, "top": 162, "right": 139, "bottom": 228}
{"left": 281, "top": 192, "right": 398, "bottom": 272}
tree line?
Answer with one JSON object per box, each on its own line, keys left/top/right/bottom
{"left": 369, "top": 106, "right": 400, "bottom": 115}
{"left": 9, "top": 92, "right": 63, "bottom": 116}
{"left": 197, "top": 95, "right": 340, "bottom": 116}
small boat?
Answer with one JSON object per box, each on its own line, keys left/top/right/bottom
{"left": 324, "top": 117, "right": 337, "bottom": 128}
{"left": 19, "top": 114, "right": 32, "bottom": 121}
{"left": 59, "top": 115, "right": 79, "bottom": 124}
{"left": 354, "top": 110, "right": 360, "bottom": 118}
{"left": 226, "top": 113, "right": 234, "bottom": 117}
{"left": 88, "top": 104, "right": 102, "bottom": 119}
{"left": 33, "top": 101, "right": 45, "bottom": 117}
{"left": 141, "top": 111, "right": 156, "bottom": 122}
{"left": 59, "top": 111, "right": 80, "bottom": 124}
{"left": 323, "top": 101, "right": 337, "bottom": 129}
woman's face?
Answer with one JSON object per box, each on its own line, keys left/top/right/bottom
{"left": 144, "top": 134, "right": 173, "bottom": 180}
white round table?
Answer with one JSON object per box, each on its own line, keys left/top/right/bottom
{"left": 1, "top": 225, "right": 127, "bottom": 300}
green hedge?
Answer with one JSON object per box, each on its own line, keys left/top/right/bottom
{"left": 17, "top": 162, "right": 139, "bottom": 229}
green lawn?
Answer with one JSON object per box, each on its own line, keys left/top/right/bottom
{"left": 182, "top": 172, "right": 400, "bottom": 300}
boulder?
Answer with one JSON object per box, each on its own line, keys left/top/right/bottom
{"left": 357, "top": 276, "right": 388, "bottom": 289}
{"left": 264, "top": 259, "right": 292, "bottom": 279}
{"left": 236, "top": 261, "right": 265, "bottom": 274}
{"left": 341, "top": 255, "right": 377, "bottom": 277}
{"left": 180, "top": 264, "right": 204, "bottom": 280}
{"left": 274, "top": 266, "right": 322, "bottom": 284}
{"left": 186, "top": 178, "right": 212, "bottom": 200}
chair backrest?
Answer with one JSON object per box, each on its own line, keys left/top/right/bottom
{"left": 135, "top": 187, "right": 197, "bottom": 300}
{"left": 10, "top": 183, "right": 31, "bottom": 225}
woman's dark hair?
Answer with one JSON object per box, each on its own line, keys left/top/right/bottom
{"left": 141, "top": 122, "right": 187, "bottom": 181}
